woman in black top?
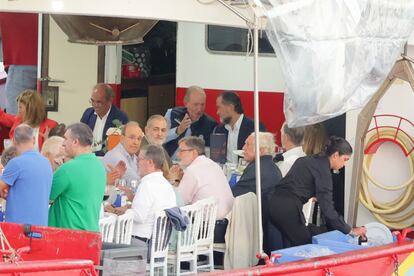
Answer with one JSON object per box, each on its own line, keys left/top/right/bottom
{"left": 268, "top": 136, "right": 366, "bottom": 246}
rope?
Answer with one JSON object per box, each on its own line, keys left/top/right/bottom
{"left": 359, "top": 128, "right": 414, "bottom": 229}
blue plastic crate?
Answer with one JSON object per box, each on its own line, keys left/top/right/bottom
{"left": 312, "top": 230, "right": 363, "bottom": 250}
{"left": 271, "top": 243, "right": 352, "bottom": 263}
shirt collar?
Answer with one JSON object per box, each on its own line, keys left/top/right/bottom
{"left": 225, "top": 114, "right": 244, "bottom": 132}
{"left": 141, "top": 171, "right": 163, "bottom": 182}
{"left": 282, "top": 146, "right": 306, "bottom": 160}
{"left": 94, "top": 105, "right": 112, "bottom": 120}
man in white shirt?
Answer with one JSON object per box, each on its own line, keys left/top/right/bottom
{"left": 103, "top": 121, "right": 143, "bottom": 184}
{"left": 130, "top": 144, "right": 176, "bottom": 244}
{"left": 277, "top": 122, "right": 306, "bottom": 176}
{"left": 170, "top": 136, "right": 233, "bottom": 243}
{"left": 80, "top": 83, "right": 128, "bottom": 156}
{"left": 213, "top": 91, "right": 266, "bottom": 164}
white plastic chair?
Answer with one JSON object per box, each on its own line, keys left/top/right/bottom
{"left": 114, "top": 209, "right": 135, "bottom": 244}
{"left": 196, "top": 197, "right": 218, "bottom": 272}
{"left": 99, "top": 214, "right": 117, "bottom": 243}
{"left": 147, "top": 211, "right": 171, "bottom": 276}
{"left": 168, "top": 203, "right": 203, "bottom": 276}
{"left": 303, "top": 197, "right": 316, "bottom": 226}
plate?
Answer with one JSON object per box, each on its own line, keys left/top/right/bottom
{"left": 233, "top": 150, "right": 244, "bottom": 157}
{"left": 364, "top": 222, "right": 393, "bottom": 246}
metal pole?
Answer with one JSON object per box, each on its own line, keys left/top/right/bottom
{"left": 216, "top": 0, "right": 265, "bottom": 257}
{"left": 253, "top": 15, "right": 263, "bottom": 256}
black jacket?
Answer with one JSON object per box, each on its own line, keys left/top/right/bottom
{"left": 80, "top": 105, "right": 129, "bottom": 156}
{"left": 213, "top": 115, "right": 266, "bottom": 150}
{"left": 232, "top": 155, "right": 282, "bottom": 198}
{"left": 275, "top": 155, "right": 351, "bottom": 234}
{"left": 164, "top": 107, "right": 217, "bottom": 156}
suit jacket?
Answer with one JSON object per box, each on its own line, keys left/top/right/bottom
{"left": 164, "top": 107, "right": 217, "bottom": 156}
{"left": 232, "top": 155, "right": 282, "bottom": 198}
{"left": 213, "top": 115, "right": 266, "bottom": 150}
{"left": 80, "top": 105, "right": 128, "bottom": 156}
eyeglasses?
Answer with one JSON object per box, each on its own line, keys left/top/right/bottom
{"left": 89, "top": 98, "right": 105, "bottom": 107}
{"left": 178, "top": 148, "right": 194, "bottom": 153}
{"left": 137, "top": 156, "right": 147, "bottom": 162}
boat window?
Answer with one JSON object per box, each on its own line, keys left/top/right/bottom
{"left": 206, "top": 25, "right": 275, "bottom": 55}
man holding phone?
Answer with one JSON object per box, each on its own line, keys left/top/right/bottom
{"left": 164, "top": 86, "right": 217, "bottom": 158}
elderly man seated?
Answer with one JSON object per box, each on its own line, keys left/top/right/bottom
{"left": 232, "top": 132, "right": 282, "bottom": 197}
{"left": 232, "top": 132, "right": 283, "bottom": 255}
{"left": 130, "top": 144, "right": 176, "bottom": 245}
{"left": 103, "top": 121, "right": 143, "bottom": 184}
{"left": 41, "top": 136, "right": 66, "bottom": 171}
{"left": 142, "top": 114, "right": 172, "bottom": 168}
{"left": 170, "top": 136, "right": 234, "bottom": 243}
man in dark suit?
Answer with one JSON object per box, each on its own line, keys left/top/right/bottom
{"left": 214, "top": 91, "right": 266, "bottom": 164}
{"left": 164, "top": 86, "right": 217, "bottom": 158}
{"left": 232, "top": 132, "right": 283, "bottom": 255}
{"left": 80, "top": 83, "right": 128, "bottom": 156}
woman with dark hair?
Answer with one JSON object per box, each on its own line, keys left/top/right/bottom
{"left": 268, "top": 136, "right": 366, "bottom": 247}
{"left": 0, "top": 89, "right": 58, "bottom": 150}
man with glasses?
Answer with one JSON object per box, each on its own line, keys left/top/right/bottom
{"left": 169, "top": 136, "right": 233, "bottom": 243}
{"left": 103, "top": 121, "right": 143, "bottom": 184}
{"left": 80, "top": 83, "right": 128, "bottom": 156}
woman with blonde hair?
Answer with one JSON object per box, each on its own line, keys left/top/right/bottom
{"left": 0, "top": 89, "right": 58, "bottom": 150}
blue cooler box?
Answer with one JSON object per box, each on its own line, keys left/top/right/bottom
{"left": 312, "top": 230, "right": 363, "bottom": 250}
{"left": 272, "top": 243, "right": 353, "bottom": 263}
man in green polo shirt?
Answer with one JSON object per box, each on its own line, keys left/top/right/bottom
{"left": 49, "top": 123, "right": 106, "bottom": 232}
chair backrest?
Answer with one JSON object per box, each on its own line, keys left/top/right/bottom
{"left": 150, "top": 211, "right": 171, "bottom": 261}
{"left": 302, "top": 198, "right": 316, "bottom": 226}
{"left": 99, "top": 214, "right": 117, "bottom": 243}
{"left": 178, "top": 203, "right": 203, "bottom": 253}
{"left": 196, "top": 198, "right": 218, "bottom": 247}
{"left": 114, "top": 210, "right": 135, "bottom": 244}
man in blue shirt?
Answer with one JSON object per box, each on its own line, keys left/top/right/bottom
{"left": 0, "top": 124, "right": 53, "bottom": 226}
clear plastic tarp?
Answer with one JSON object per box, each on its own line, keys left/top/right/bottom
{"left": 261, "top": 0, "right": 414, "bottom": 127}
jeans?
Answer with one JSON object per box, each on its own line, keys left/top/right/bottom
{"left": 5, "top": 65, "right": 37, "bottom": 114}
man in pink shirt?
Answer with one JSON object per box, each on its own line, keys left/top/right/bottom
{"left": 170, "top": 136, "right": 234, "bottom": 243}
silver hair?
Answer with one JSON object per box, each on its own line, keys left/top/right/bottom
{"left": 41, "top": 136, "right": 65, "bottom": 157}
{"left": 13, "top": 124, "right": 34, "bottom": 145}
{"left": 140, "top": 144, "right": 165, "bottom": 169}
{"left": 250, "top": 132, "right": 276, "bottom": 157}
{"left": 178, "top": 136, "right": 205, "bottom": 155}
{"left": 66, "top": 123, "right": 94, "bottom": 146}
{"left": 183, "top": 85, "right": 206, "bottom": 103}
{"left": 146, "top": 115, "right": 167, "bottom": 128}
{"left": 1, "top": 146, "right": 17, "bottom": 166}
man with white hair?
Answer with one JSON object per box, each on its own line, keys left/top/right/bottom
{"left": 232, "top": 132, "right": 283, "bottom": 255}
{"left": 0, "top": 124, "right": 53, "bottom": 226}
{"left": 232, "top": 132, "right": 282, "bottom": 197}
{"left": 41, "top": 136, "right": 65, "bottom": 171}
